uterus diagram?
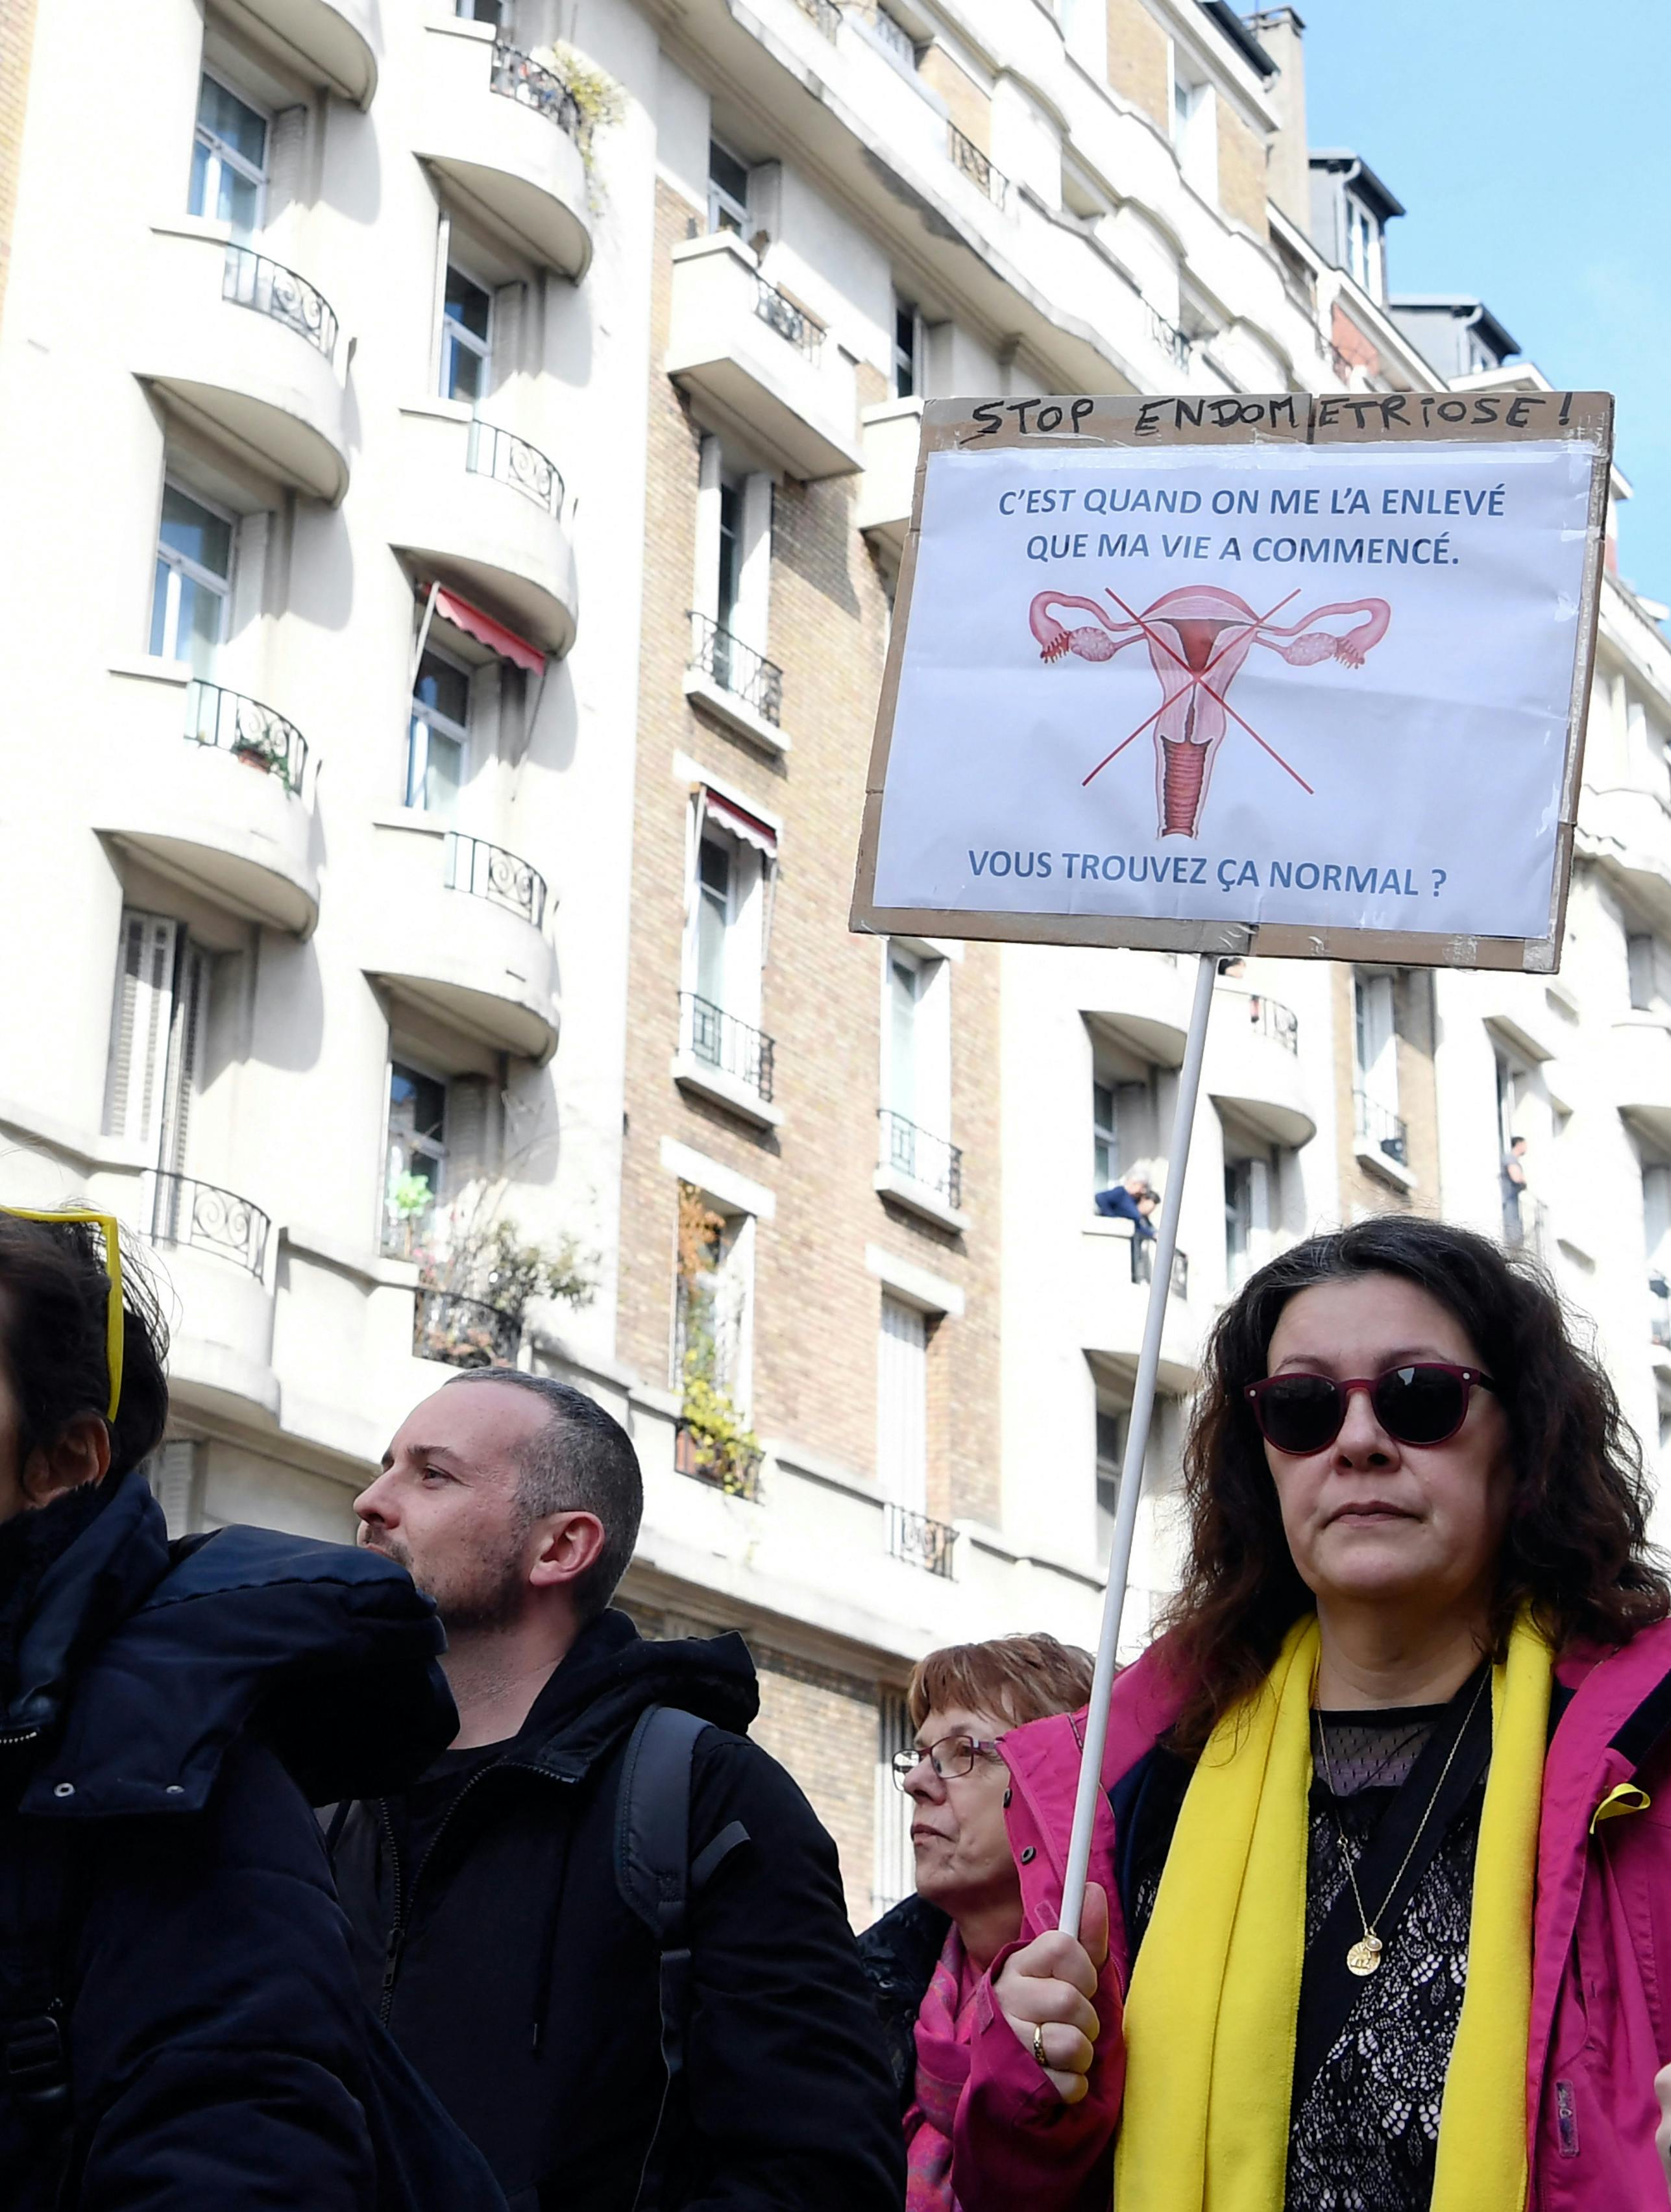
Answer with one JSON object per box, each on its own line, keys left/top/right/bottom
{"left": 1028, "top": 585, "right": 1392, "bottom": 838}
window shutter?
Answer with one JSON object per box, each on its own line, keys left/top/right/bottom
{"left": 872, "top": 1693, "right": 915, "bottom": 1916}
{"left": 447, "top": 1073, "right": 491, "bottom": 1188}
{"left": 877, "top": 1295, "right": 928, "bottom": 1513}
{"left": 103, "top": 912, "right": 178, "bottom": 1150}
{"left": 160, "top": 941, "right": 209, "bottom": 1176}
{"left": 1629, "top": 934, "right": 1655, "bottom": 1013}
{"left": 148, "top": 1437, "right": 202, "bottom": 1537}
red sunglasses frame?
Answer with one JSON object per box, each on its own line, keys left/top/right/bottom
{"left": 1244, "top": 1363, "right": 1497, "bottom": 1455}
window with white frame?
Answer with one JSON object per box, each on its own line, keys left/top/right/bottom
{"left": 681, "top": 792, "right": 775, "bottom": 1083}
{"left": 1093, "top": 1079, "right": 1118, "bottom": 1191}
{"left": 892, "top": 297, "right": 920, "bottom": 399}
{"left": 1345, "top": 195, "right": 1383, "bottom": 300}
{"left": 695, "top": 439, "right": 772, "bottom": 694}
{"left": 877, "top": 1294, "right": 929, "bottom": 1514}
{"left": 1168, "top": 52, "right": 1216, "bottom": 197}
{"left": 441, "top": 263, "right": 494, "bottom": 404}
{"left": 408, "top": 646, "right": 471, "bottom": 816}
{"left": 707, "top": 140, "right": 750, "bottom": 235}
{"left": 189, "top": 74, "right": 267, "bottom": 238}
{"left": 873, "top": 1692, "right": 916, "bottom": 1915}
{"left": 1090, "top": 1046, "right": 1154, "bottom": 1196}
{"left": 454, "top": 0, "right": 507, "bottom": 20}
{"left": 1095, "top": 1403, "right": 1129, "bottom": 1566}
{"left": 103, "top": 910, "right": 210, "bottom": 1176}
{"left": 675, "top": 1187, "right": 755, "bottom": 1417}
{"left": 1628, "top": 932, "right": 1671, "bottom": 1016}
{"left": 880, "top": 943, "right": 953, "bottom": 1191}
{"left": 385, "top": 1062, "right": 448, "bottom": 1253}
{"left": 1223, "top": 1137, "right": 1275, "bottom": 1293}
{"left": 150, "top": 481, "right": 233, "bottom": 676}
{"left": 1352, "top": 970, "right": 1402, "bottom": 1160}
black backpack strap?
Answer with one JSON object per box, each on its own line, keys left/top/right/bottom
{"left": 615, "top": 1707, "right": 751, "bottom": 2212}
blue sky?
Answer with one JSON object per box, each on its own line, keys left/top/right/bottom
{"left": 1290, "top": 0, "right": 1670, "bottom": 605}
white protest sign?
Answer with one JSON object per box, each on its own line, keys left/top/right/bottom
{"left": 852, "top": 394, "right": 1612, "bottom": 971}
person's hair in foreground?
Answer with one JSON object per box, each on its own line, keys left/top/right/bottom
{"left": 1161, "top": 1212, "right": 1670, "bottom": 1751}
{"left": 907, "top": 1632, "right": 1095, "bottom": 1732}
{"left": 0, "top": 1208, "right": 169, "bottom": 1489}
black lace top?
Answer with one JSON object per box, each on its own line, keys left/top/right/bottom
{"left": 1123, "top": 1686, "right": 1490, "bottom": 2212}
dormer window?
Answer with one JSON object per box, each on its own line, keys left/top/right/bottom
{"left": 1345, "top": 195, "right": 1382, "bottom": 299}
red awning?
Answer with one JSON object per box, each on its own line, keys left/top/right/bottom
{"left": 432, "top": 588, "right": 545, "bottom": 675}
{"left": 702, "top": 787, "right": 778, "bottom": 858}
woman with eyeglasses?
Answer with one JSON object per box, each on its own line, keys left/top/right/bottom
{"left": 856, "top": 1633, "right": 1093, "bottom": 2212}
{"left": 949, "top": 1216, "right": 1671, "bottom": 2212}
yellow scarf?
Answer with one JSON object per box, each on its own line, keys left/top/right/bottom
{"left": 1114, "top": 1612, "right": 1551, "bottom": 2212}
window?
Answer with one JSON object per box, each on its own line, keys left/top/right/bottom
{"left": 441, "top": 265, "right": 493, "bottom": 404}
{"left": 880, "top": 943, "right": 952, "bottom": 1189}
{"left": 872, "top": 6, "right": 918, "bottom": 70}
{"left": 892, "top": 297, "right": 920, "bottom": 399}
{"left": 1090, "top": 1062, "right": 1151, "bottom": 1195}
{"left": 150, "top": 482, "right": 233, "bottom": 676}
{"left": 886, "top": 951, "right": 923, "bottom": 1121}
{"left": 407, "top": 647, "right": 470, "bottom": 816}
{"left": 1345, "top": 196, "right": 1382, "bottom": 300}
{"left": 681, "top": 794, "right": 775, "bottom": 1087}
{"left": 385, "top": 1063, "right": 448, "bottom": 1252}
{"left": 696, "top": 439, "right": 772, "bottom": 688}
{"left": 103, "top": 911, "right": 209, "bottom": 1174}
{"left": 454, "top": 0, "right": 506, "bottom": 19}
{"left": 675, "top": 1190, "right": 753, "bottom": 1416}
{"left": 877, "top": 1294, "right": 929, "bottom": 1513}
{"left": 1168, "top": 56, "right": 1215, "bottom": 195}
{"left": 1352, "top": 971, "right": 1400, "bottom": 1157}
{"left": 708, "top": 141, "right": 750, "bottom": 236}
{"left": 873, "top": 1694, "right": 915, "bottom": 1915}
{"left": 1093, "top": 1080, "right": 1117, "bottom": 1191}
{"left": 189, "top": 74, "right": 267, "bottom": 239}
{"left": 716, "top": 474, "right": 743, "bottom": 651}
{"left": 695, "top": 834, "right": 734, "bottom": 1010}
{"left": 1223, "top": 1150, "right": 1273, "bottom": 1293}
{"left": 1095, "top": 1406, "right": 1128, "bottom": 1566}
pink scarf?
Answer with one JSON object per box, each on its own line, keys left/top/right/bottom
{"left": 904, "top": 1925, "right": 981, "bottom": 2212}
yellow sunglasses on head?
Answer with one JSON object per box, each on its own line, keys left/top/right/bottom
{"left": 0, "top": 1206, "right": 125, "bottom": 1422}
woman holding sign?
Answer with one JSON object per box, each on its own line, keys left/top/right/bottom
{"left": 953, "top": 1217, "right": 1671, "bottom": 2211}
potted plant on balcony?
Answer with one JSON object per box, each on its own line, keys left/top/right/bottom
{"left": 674, "top": 1185, "right": 761, "bottom": 1496}
{"left": 414, "top": 1211, "right": 596, "bottom": 1372}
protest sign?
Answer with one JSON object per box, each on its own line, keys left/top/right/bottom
{"left": 851, "top": 392, "right": 1613, "bottom": 971}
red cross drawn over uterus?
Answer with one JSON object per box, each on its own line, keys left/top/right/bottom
{"left": 1029, "top": 585, "right": 1391, "bottom": 838}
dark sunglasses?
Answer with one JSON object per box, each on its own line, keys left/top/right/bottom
{"left": 1245, "top": 1363, "right": 1497, "bottom": 1455}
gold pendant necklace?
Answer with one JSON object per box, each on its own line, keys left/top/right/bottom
{"left": 1313, "top": 1669, "right": 1489, "bottom": 1978}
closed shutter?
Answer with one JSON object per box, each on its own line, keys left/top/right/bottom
{"left": 148, "top": 1438, "right": 202, "bottom": 1537}
{"left": 447, "top": 1073, "right": 491, "bottom": 1189}
{"left": 877, "top": 1295, "right": 928, "bottom": 1513}
{"left": 159, "top": 942, "right": 209, "bottom": 1176}
{"left": 872, "top": 1694, "right": 915, "bottom": 1916}
{"left": 103, "top": 912, "right": 178, "bottom": 1149}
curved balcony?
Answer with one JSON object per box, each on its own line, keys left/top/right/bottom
{"left": 391, "top": 405, "right": 578, "bottom": 657}
{"left": 1076, "top": 1217, "right": 1200, "bottom": 1393}
{"left": 364, "top": 818, "right": 559, "bottom": 1063}
{"left": 95, "top": 664, "right": 320, "bottom": 936}
{"left": 1613, "top": 1017, "right": 1671, "bottom": 1150}
{"left": 417, "top": 22, "right": 592, "bottom": 280}
{"left": 857, "top": 396, "right": 924, "bottom": 559}
{"left": 136, "top": 226, "right": 349, "bottom": 504}
{"left": 413, "top": 1288, "right": 520, "bottom": 1370}
{"left": 1206, "top": 988, "right": 1315, "bottom": 1148}
{"left": 1076, "top": 949, "right": 1196, "bottom": 1070}
{"left": 119, "top": 1169, "right": 279, "bottom": 1423}
{"left": 225, "top": 0, "right": 380, "bottom": 105}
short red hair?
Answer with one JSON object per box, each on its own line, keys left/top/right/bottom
{"left": 906, "top": 1633, "right": 1093, "bottom": 1732}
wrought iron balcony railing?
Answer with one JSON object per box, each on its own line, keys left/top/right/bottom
{"left": 145, "top": 1171, "right": 271, "bottom": 1278}
{"left": 687, "top": 611, "right": 784, "bottom": 726}
{"left": 445, "top": 832, "right": 549, "bottom": 929}
{"left": 1243, "top": 991, "right": 1299, "bottom": 1052}
{"left": 674, "top": 1420, "right": 762, "bottom": 1498}
{"left": 947, "top": 123, "right": 1008, "bottom": 209}
{"left": 1354, "top": 1090, "right": 1409, "bottom": 1167}
{"left": 1147, "top": 304, "right": 1191, "bottom": 369}
{"left": 1131, "top": 1235, "right": 1188, "bottom": 1301}
{"left": 791, "top": 0, "right": 842, "bottom": 36}
{"left": 489, "top": 40, "right": 583, "bottom": 143}
{"left": 877, "top": 1110, "right": 963, "bottom": 1209}
{"left": 888, "top": 1503, "right": 957, "bottom": 1579}
{"left": 184, "top": 679, "right": 309, "bottom": 797}
{"left": 222, "top": 244, "right": 338, "bottom": 361}
{"left": 754, "top": 273, "right": 824, "bottom": 361}
{"left": 413, "top": 1288, "right": 520, "bottom": 1369}
{"left": 679, "top": 990, "right": 775, "bottom": 1102}
{"left": 467, "top": 419, "right": 565, "bottom": 517}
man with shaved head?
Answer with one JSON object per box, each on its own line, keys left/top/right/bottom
{"left": 328, "top": 1371, "right": 901, "bottom": 2212}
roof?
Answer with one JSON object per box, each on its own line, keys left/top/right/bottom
{"left": 1200, "top": 3, "right": 1277, "bottom": 79}
{"left": 1308, "top": 149, "right": 1406, "bottom": 223}
{"left": 1387, "top": 295, "right": 1521, "bottom": 359}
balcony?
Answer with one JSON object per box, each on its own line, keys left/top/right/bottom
{"left": 1081, "top": 950, "right": 1196, "bottom": 1071}
{"left": 413, "top": 1289, "right": 520, "bottom": 1370}
{"left": 364, "top": 818, "right": 559, "bottom": 1063}
{"left": 221, "top": 0, "right": 380, "bottom": 104}
{"left": 132, "top": 1169, "right": 278, "bottom": 1422}
{"left": 1077, "top": 1217, "right": 1200, "bottom": 1392}
{"left": 1354, "top": 1090, "right": 1417, "bottom": 1189}
{"left": 95, "top": 664, "right": 319, "bottom": 936}
{"left": 672, "top": 991, "right": 782, "bottom": 1128}
{"left": 875, "top": 1109, "right": 968, "bottom": 1233}
{"left": 947, "top": 123, "right": 1008, "bottom": 211}
{"left": 1480, "top": 971, "right": 1569, "bottom": 1069}
{"left": 887, "top": 1503, "right": 957, "bottom": 1579}
{"left": 683, "top": 611, "right": 786, "bottom": 755}
{"left": 1581, "top": 785, "right": 1671, "bottom": 936}
{"left": 1206, "top": 988, "right": 1315, "bottom": 1148}
{"left": 416, "top": 21, "right": 592, "bottom": 279}
{"left": 136, "top": 226, "right": 349, "bottom": 504}
{"left": 675, "top": 1420, "right": 763, "bottom": 1499}
{"left": 666, "top": 232, "right": 862, "bottom": 481}
{"left": 1613, "top": 1017, "right": 1671, "bottom": 1150}
{"left": 856, "top": 395, "right": 923, "bottom": 559}
{"left": 391, "top": 404, "right": 578, "bottom": 657}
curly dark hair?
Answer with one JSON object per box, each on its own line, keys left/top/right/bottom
{"left": 1159, "top": 1215, "right": 1669, "bottom": 1752}
{"left": 0, "top": 1210, "right": 169, "bottom": 1490}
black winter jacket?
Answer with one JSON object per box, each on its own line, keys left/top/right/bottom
{"left": 855, "top": 1893, "right": 950, "bottom": 2116}
{"left": 332, "top": 1608, "right": 907, "bottom": 2212}
{"left": 0, "top": 1465, "right": 464, "bottom": 2210}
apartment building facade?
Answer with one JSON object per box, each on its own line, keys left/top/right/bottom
{"left": 2, "top": 0, "right": 1665, "bottom": 1922}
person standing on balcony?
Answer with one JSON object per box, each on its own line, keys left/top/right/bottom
{"left": 855, "top": 1635, "right": 1094, "bottom": 2212}
{"left": 1093, "top": 1168, "right": 1158, "bottom": 1240}
{"left": 1500, "top": 1134, "right": 1528, "bottom": 1246}
{"left": 333, "top": 1370, "right": 903, "bottom": 2212}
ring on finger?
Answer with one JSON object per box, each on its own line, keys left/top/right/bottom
{"left": 1032, "top": 2022, "right": 1049, "bottom": 2070}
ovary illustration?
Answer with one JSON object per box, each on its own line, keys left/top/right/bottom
{"left": 1029, "top": 585, "right": 1391, "bottom": 838}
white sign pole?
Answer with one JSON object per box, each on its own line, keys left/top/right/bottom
{"left": 1058, "top": 949, "right": 1216, "bottom": 1938}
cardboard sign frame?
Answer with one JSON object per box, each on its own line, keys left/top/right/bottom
{"left": 850, "top": 391, "right": 1615, "bottom": 975}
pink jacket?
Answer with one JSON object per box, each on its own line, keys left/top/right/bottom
{"left": 953, "top": 1618, "right": 1671, "bottom": 2212}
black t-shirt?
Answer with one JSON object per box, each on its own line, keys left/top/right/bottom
{"left": 384, "top": 1740, "right": 510, "bottom": 1884}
